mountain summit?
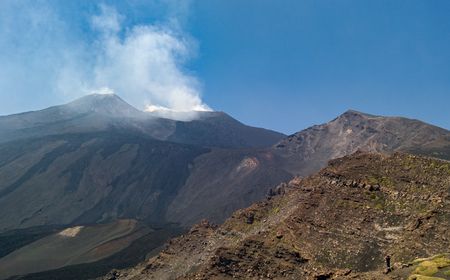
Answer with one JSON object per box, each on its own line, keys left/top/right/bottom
{"left": 0, "top": 94, "right": 285, "bottom": 147}
{"left": 64, "top": 94, "right": 143, "bottom": 118}
{"left": 274, "top": 110, "right": 450, "bottom": 174}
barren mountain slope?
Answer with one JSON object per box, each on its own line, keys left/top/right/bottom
{"left": 0, "top": 94, "right": 285, "bottom": 148}
{"left": 165, "top": 148, "right": 291, "bottom": 226}
{"left": 0, "top": 95, "right": 287, "bottom": 232}
{"left": 106, "top": 152, "right": 450, "bottom": 280}
{"left": 0, "top": 131, "right": 208, "bottom": 232}
{"left": 0, "top": 220, "right": 151, "bottom": 280}
{"left": 167, "top": 111, "right": 286, "bottom": 148}
{"left": 162, "top": 110, "right": 450, "bottom": 226}
{"left": 274, "top": 110, "right": 450, "bottom": 175}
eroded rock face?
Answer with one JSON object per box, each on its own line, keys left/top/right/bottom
{"left": 274, "top": 110, "right": 450, "bottom": 175}
{"left": 103, "top": 152, "right": 450, "bottom": 280}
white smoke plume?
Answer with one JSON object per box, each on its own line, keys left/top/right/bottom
{"left": 90, "top": 4, "right": 210, "bottom": 114}
{"left": 0, "top": 1, "right": 210, "bottom": 119}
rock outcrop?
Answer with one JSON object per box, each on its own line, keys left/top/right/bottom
{"left": 103, "top": 152, "right": 450, "bottom": 279}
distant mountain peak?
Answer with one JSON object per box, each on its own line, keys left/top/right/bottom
{"left": 66, "top": 94, "right": 143, "bottom": 118}
{"left": 329, "top": 110, "right": 380, "bottom": 126}
{"left": 68, "top": 93, "right": 127, "bottom": 105}
{"left": 339, "top": 109, "right": 375, "bottom": 119}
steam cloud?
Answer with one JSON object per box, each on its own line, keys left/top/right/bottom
{"left": 90, "top": 4, "right": 210, "bottom": 114}
{"left": 0, "top": 1, "right": 210, "bottom": 119}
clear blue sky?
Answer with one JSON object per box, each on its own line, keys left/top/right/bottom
{"left": 0, "top": 0, "right": 449, "bottom": 134}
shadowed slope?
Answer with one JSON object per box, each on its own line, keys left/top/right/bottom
{"left": 0, "top": 220, "right": 149, "bottom": 280}
{"left": 0, "top": 131, "right": 207, "bottom": 232}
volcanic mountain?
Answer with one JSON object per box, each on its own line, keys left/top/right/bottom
{"left": 0, "top": 94, "right": 288, "bottom": 232}
{"left": 1, "top": 95, "right": 450, "bottom": 279}
{"left": 0, "top": 95, "right": 290, "bottom": 279}
{"left": 0, "top": 94, "right": 285, "bottom": 148}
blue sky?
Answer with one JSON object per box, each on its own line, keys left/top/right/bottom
{"left": 0, "top": 1, "right": 449, "bottom": 134}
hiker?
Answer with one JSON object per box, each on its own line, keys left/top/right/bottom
{"left": 385, "top": 255, "right": 391, "bottom": 273}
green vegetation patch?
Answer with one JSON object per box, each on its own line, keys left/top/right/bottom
{"left": 408, "top": 275, "right": 446, "bottom": 280}
{"left": 367, "top": 176, "right": 379, "bottom": 185}
{"left": 408, "top": 254, "right": 450, "bottom": 279}
{"left": 414, "top": 260, "right": 440, "bottom": 276}
{"left": 271, "top": 206, "right": 280, "bottom": 214}
{"left": 365, "top": 175, "right": 397, "bottom": 188}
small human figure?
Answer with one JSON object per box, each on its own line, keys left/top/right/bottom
{"left": 385, "top": 255, "right": 391, "bottom": 273}
{"left": 246, "top": 213, "right": 255, "bottom": 224}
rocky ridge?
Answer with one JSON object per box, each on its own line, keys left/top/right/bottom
{"left": 103, "top": 152, "right": 450, "bottom": 280}
{"left": 274, "top": 110, "right": 450, "bottom": 174}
